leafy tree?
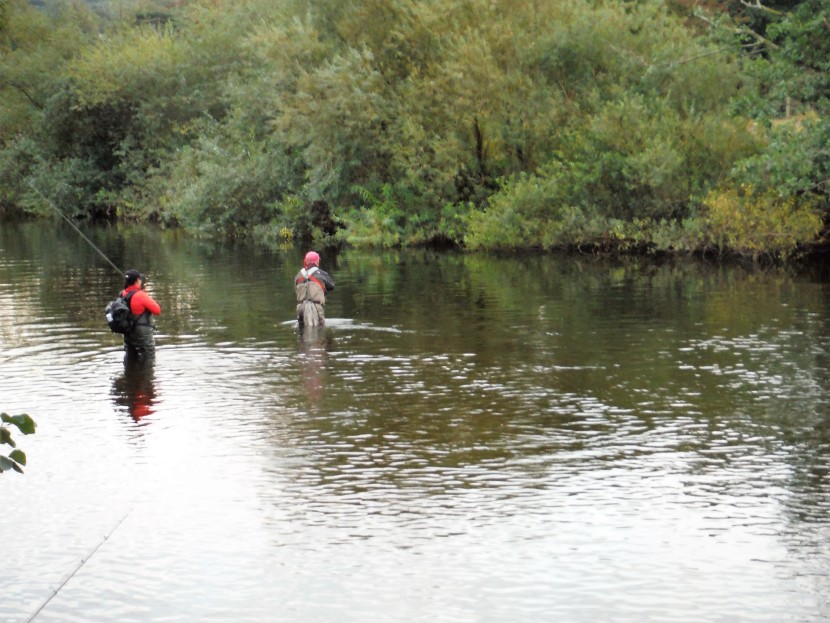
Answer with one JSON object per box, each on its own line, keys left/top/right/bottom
{"left": 1, "top": 0, "right": 829, "bottom": 257}
{"left": 0, "top": 0, "right": 98, "bottom": 145}
{"left": 706, "top": 0, "right": 830, "bottom": 255}
{"left": 0, "top": 0, "right": 100, "bottom": 215}
{"left": 702, "top": 184, "right": 823, "bottom": 259}
{"left": 466, "top": 0, "right": 757, "bottom": 252}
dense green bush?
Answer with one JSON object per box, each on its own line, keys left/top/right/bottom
{"left": 1, "top": 0, "right": 828, "bottom": 259}
{"left": 702, "top": 184, "right": 823, "bottom": 259}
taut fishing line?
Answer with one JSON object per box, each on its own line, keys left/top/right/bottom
{"left": 27, "top": 182, "right": 124, "bottom": 277}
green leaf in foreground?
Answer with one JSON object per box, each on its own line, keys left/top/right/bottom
{"left": 0, "top": 455, "right": 23, "bottom": 473}
{"left": 9, "top": 449, "right": 27, "bottom": 466}
{"left": 1, "top": 413, "right": 37, "bottom": 435}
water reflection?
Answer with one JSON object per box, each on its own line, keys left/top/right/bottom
{"left": 112, "top": 352, "right": 157, "bottom": 423}
{"left": 2, "top": 222, "right": 830, "bottom": 622}
{"left": 298, "top": 325, "right": 333, "bottom": 407}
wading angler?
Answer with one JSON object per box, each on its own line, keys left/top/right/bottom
{"left": 294, "top": 251, "right": 334, "bottom": 328}
{"left": 106, "top": 269, "right": 161, "bottom": 359}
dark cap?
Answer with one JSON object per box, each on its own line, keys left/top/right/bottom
{"left": 124, "top": 269, "right": 142, "bottom": 285}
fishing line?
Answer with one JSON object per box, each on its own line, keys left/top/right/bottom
{"left": 23, "top": 509, "right": 132, "bottom": 623}
{"left": 27, "top": 182, "right": 124, "bottom": 277}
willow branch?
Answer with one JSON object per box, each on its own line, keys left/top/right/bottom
{"left": 694, "top": 12, "right": 781, "bottom": 51}
{"left": 1, "top": 81, "right": 44, "bottom": 110}
{"left": 739, "top": 0, "right": 784, "bottom": 16}
{"left": 608, "top": 43, "right": 733, "bottom": 70}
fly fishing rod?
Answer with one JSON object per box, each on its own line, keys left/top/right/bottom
{"left": 27, "top": 182, "right": 124, "bottom": 277}
{"left": 23, "top": 509, "right": 131, "bottom": 623}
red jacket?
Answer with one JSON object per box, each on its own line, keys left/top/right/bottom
{"left": 121, "top": 284, "right": 161, "bottom": 316}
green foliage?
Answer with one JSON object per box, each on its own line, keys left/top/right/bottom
{"left": 153, "top": 129, "right": 296, "bottom": 233}
{"left": 766, "top": 0, "right": 830, "bottom": 105}
{"left": 731, "top": 116, "right": 830, "bottom": 199}
{"left": 0, "top": 412, "right": 36, "bottom": 474}
{"left": 0, "top": 136, "right": 40, "bottom": 214}
{"left": 0, "top": 0, "right": 99, "bottom": 144}
{"left": 1, "top": 0, "right": 828, "bottom": 258}
{"left": 703, "top": 184, "right": 823, "bottom": 259}
{"left": 465, "top": 94, "right": 759, "bottom": 252}
{"left": 344, "top": 183, "right": 404, "bottom": 248}
{"left": 719, "top": 0, "right": 830, "bottom": 230}
{"left": 277, "top": 47, "right": 396, "bottom": 203}
{"left": 467, "top": 162, "right": 589, "bottom": 251}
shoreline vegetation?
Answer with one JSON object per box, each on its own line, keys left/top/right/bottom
{"left": 1, "top": 0, "right": 829, "bottom": 261}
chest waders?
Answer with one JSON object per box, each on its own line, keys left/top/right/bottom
{"left": 297, "top": 267, "right": 325, "bottom": 327}
{"left": 124, "top": 310, "right": 155, "bottom": 358}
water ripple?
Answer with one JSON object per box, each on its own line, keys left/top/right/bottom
{"left": 3, "top": 235, "right": 830, "bottom": 622}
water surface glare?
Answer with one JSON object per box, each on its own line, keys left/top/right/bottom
{"left": 1, "top": 222, "right": 830, "bottom": 622}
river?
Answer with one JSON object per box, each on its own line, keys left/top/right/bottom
{"left": 1, "top": 221, "right": 829, "bottom": 622}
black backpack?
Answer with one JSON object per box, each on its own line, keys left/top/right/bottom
{"left": 105, "top": 290, "right": 137, "bottom": 334}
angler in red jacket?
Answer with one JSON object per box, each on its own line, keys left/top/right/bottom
{"left": 294, "top": 251, "right": 334, "bottom": 328}
{"left": 121, "top": 268, "right": 161, "bottom": 358}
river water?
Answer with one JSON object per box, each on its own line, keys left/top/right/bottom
{"left": 1, "top": 221, "right": 829, "bottom": 622}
